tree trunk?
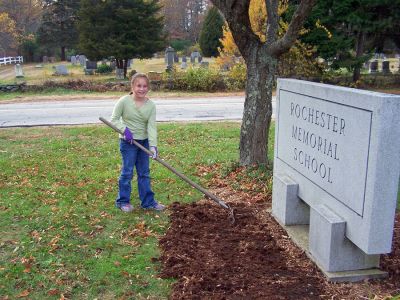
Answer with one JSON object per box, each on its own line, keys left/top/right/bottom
{"left": 240, "top": 46, "right": 277, "bottom": 166}
{"left": 123, "top": 58, "right": 128, "bottom": 79}
{"left": 352, "top": 31, "right": 365, "bottom": 83}
{"left": 61, "top": 46, "right": 66, "bottom": 61}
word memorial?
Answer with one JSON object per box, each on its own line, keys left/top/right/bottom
{"left": 272, "top": 79, "right": 400, "bottom": 282}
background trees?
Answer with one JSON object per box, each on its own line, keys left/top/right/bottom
{"left": 0, "top": 0, "right": 42, "bottom": 57}
{"left": 161, "top": 0, "right": 209, "bottom": 44}
{"left": 36, "top": 0, "right": 79, "bottom": 61}
{"left": 78, "top": 0, "right": 165, "bottom": 78}
{"left": 199, "top": 7, "right": 224, "bottom": 57}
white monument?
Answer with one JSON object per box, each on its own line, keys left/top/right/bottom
{"left": 15, "top": 64, "right": 24, "bottom": 78}
{"left": 272, "top": 79, "right": 400, "bottom": 282}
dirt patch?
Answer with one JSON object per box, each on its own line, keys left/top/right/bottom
{"left": 159, "top": 200, "right": 400, "bottom": 299}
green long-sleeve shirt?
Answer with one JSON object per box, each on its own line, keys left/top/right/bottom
{"left": 110, "top": 95, "right": 157, "bottom": 147}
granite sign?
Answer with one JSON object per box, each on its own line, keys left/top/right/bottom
{"left": 272, "top": 79, "right": 400, "bottom": 280}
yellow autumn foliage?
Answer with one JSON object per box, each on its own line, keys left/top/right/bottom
{"left": 216, "top": 0, "right": 322, "bottom": 78}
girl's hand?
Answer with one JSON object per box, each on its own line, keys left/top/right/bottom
{"left": 124, "top": 127, "right": 134, "bottom": 143}
{"left": 149, "top": 146, "right": 158, "bottom": 159}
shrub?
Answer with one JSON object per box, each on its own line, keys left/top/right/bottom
{"left": 96, "top": 64, "right": 113, "bottom": 74}
{"left": 224, "top": 63, "right": 247, "bottom": 90}
{"left": 163, "top": 67, "right": 225, "bottom": 91}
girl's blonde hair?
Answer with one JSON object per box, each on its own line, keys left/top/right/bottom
{"left": 131, "top": 73, "right": 149, "bottom": 86}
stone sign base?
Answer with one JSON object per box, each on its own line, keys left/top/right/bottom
{"left": 280, "top": 223, "right": 387, "bottom": 282}
{"left": 272, "top": 173, "right": 387, "bottom": 282}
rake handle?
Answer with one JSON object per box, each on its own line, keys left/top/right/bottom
{"left": 99, "top": 117, "right": 230, "bottom": 210}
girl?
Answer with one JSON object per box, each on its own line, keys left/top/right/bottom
{"left": 111, "top": 73, "right": 165, "bottom": 212}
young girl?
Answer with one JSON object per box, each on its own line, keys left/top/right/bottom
{"left": 110, "top": 73, "right": 165, "bottom": 212}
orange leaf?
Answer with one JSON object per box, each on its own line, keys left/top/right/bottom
{"left": 17, "top": 290, "right": 30, "bottom": 298}
{"left": 47, "top": 289, "right": 59, "bottom": 296}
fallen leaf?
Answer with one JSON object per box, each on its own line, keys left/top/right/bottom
{"left": 17, "top": 290, "right": 30, "bottom": 298}
{"left": 47, "top": 289, "right": 59, "bottom": 296}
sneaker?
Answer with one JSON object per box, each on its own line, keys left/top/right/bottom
{"left": 144, "top": 203, "right": 166, "bottom": 211}
{"left": 119, "top": 204, "right": 134, "bottom": 212}
{"left": 153, "top": 203, "right": 166, "bottom": 211}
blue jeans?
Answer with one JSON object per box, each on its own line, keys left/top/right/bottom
{"left": 116, "top": 139, "right": 157, "bottom": 208}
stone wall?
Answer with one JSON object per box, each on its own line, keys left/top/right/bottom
{"left": 0, "top": 83, "right": 26, "bottom": 92}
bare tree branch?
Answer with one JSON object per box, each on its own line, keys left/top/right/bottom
{"left": 268, "top": 0, "right": 316, "bottom": 57}
{"left": 265, "top": 0, "right": 279, "bottom": 44}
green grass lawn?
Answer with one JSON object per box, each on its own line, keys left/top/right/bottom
{"left": 0, "top": 122, "right": 246, "bottom": 299}
{"left": 0, "top": 122, "right": 398, "bottom": 298}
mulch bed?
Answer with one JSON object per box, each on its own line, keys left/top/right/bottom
{"left": 159, "top": 195, "right": 400, "bottom": 299}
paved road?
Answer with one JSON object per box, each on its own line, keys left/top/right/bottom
{"left": 0, "top": 96, "right": 276, "bottom": 127}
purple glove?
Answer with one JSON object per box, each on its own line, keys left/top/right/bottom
{"left": 123, "top": 127, "right": 134, "bottom": 143}
{"left": 149, "top": 146, "right": 158, "bottom": 159}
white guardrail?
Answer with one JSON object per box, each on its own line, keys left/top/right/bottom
{"left": 0, "top": 56, "right": 23, "bottom": 65}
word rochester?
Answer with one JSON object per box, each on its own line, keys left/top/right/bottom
{"left": 289, "top": 102, "right": 347, "bottom": 184}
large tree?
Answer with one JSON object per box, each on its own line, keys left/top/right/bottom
{"left": 78, "top": 0, "right": 165, "bottom": 78}
{"left": 211, "top": 0, "right": 316, "bottom": 165}
{"left": 199, "top": 6, "right": 224, "bottom": 57}
{"left": 36, "top": 0, "right": 79, "bottom": 60}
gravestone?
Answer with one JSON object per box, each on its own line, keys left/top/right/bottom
{"left": 174, "top": 53, "right": 179, "bottom": 63}
{"left": 165, "top": 46, "right": 175, "bottom": 69}
{"left": 382, "top": 61, "right": 391, "bottom": 74}
{"left": 15, "top": 64, "right": 24, "bottom": 78}
{"left": 198, "top": 55, "right": 202, "bottom": 63}
{"left": 79, "top": 55, "right": 87, "bottom": 66}
{"left": 43, "top": 56, "right": 48, "bottom": 63}
{"left": 180, "top": 56, "right": 187, "bottom": 69}
{"left": 85, "top": 61, "right": 97, "bottom": 75}
{"left": 71, "top": 56, "right": 77, "bottom": 65}
{"left": 49, "top": 57, "right": 56, "bottom": 63}
{"left": 190, "top": 51, "right": 200, "bottom": 64}
{"left": 272, "top": 79, "right": 400, "bottom": 282}
{"left": 110, "top": 60, "right": 116, "bottom": 70}
{"left": 54, "top": 65, "right": 68, "bottom": 75}
{"left": 116, "top": 68, "right": 124, "bottom": 79}
{"left": 369, "top": 60, "right": 378, "bottom": 73}
{"left": 127, "top": 59, "right": 133, "bottom": 68}
{"left": 86, "top": 61, "right": 97, "bottom": 70}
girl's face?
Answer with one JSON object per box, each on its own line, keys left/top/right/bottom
{"left": 132, "top": 78, "right": 149, "bottom": 100}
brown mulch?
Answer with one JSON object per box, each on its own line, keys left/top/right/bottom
{"left": 158, "top": 166, "right": 400, "bottom": 299}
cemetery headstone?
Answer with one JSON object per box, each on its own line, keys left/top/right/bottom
{"left": 198, "top": 55, "right": 202, "bottom": 63}
{"left": 54, "top": 65, "right": 68, "bottom": 75}
{"left": 369, "top": 60, "right": 378, "bottom": 73}
{"left": 15, "top": 64, "right": 24, "bottom": 78}
{"left": 127, "top": 59, "right": 133, "bottom": 68}
{"left": 49, "top": 56, "right": 56, "bottom": 63}
{"left": 182, "top": 56, "right": 187, "bottom": 63}
{"left": 85, "top": 61, "right": 97, "bottom": 75}
{"left": 71, "top": 56, "right": 77, "bottom": 65}
{"left": 116, "top": 68, "right": 124, "bottom": 79}
{"left": 79, "top": 55, "right": 87, "bottom": 66}
{"left": 110, "top": 60, "right": 116, "bottom": 70}
{"left": 174, "top": 53, "right": 179, "bottom": 63}
{"left": 181, "top": 61, "right": 188, "bottom": 69}
{"left": 382, "top": 60, "right": 391, "bottom": 74}
{"left": 272, "top": 79, "right": 400, "bottom": 282}
{"left": 165, "top": 46, "right": 175, "bottom": 69}
{"left": 43, "top": 56, "right": 49, "bottom": 63}
{"left": 190, "top": 51, "right": 200, "bottom": 64}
